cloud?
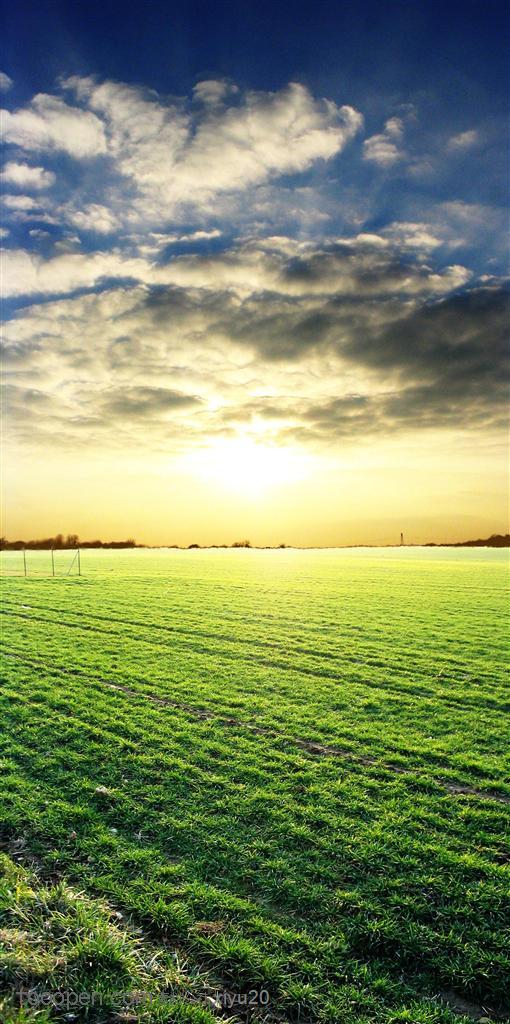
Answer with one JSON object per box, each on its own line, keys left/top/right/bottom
{"left": 175, "top": 237, "right": 469, "bottom": 299}
{"left": 376, "top": 202, "right": 506, "bottom": 263}
{"left": 226, "top": 285, "right": 510, "bottom": 441}
{"left": 338, "top": 316, "right": 508, "bottom": 431}
{"left": 2, "top": 194, "right": 43, "bottom": 211}
{"left": 192, "top": 80, "right": 238, "bottom": 105}
{"left": 285, "top": 368, "right": 508, "bottom": 443}
{"left": 341, "top": 284, "right": 509, "bottom": 386}
{"left": 99, "top": 386, "right": 201, "bottom": 420}
{"left": 1, "top": 76, "right": 365, "bottom": 238}
{"left": 0, "top": 71, "right": 13, "bottom": 92}
{"left": 62, "top": 203, "right": 120, "bottom": 234}
{"left": 0, "top": 248, "right": 147, "bottom": 298}
{"left": 0, "top": 161, "right": 56, "bottom": 189}
{"left": 134, "top": 228, "right": 223, "bottom": 256}
{"left": 363, "top": 117, "right": 405, "bottom": 166}
{"left": 380, "top": 221, "right": 442, "bottom": 252}
{"left": 3, "top": 228, "right": 505, "bottom": 456}
{"left": 440, "top": 200, "right": 494, "bottom": 227}
{"left": 447, "top": 129, "right": 479, "bottom": 151}
{"left": 182, "top": 229, "right": 222, "bottom": 243}
{"left": 1, "top": 236, "right": 471, "bottom": 300}
{"left": 58, "top": 76, "right": 362, "bottom": 217}
{"left": 432, "top": 200, "right": 506, "bottom": 255}
{"left": 1, "top": 93, "right": 107, "bottom": 157}
{"left": 1, "top": 78, "right": 506, "bottom": 460}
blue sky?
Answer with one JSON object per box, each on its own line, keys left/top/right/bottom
{"left": 2, "top": 0, "right": 508, "bottom": 276}
{"left": 1, "top": 0, "right": 508, "bottom": 542}
{"left": 4, "top": 1, "right": 509, "bottom": 110}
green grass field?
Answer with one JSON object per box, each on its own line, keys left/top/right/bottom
{"left": 1, "top": 548, "right": 509, "bottom": 1024}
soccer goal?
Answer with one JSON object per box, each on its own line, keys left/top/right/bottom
{"left": 0, "top": 548, "right": 82, "bottom": 577}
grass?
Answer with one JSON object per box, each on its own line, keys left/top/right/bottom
{"left": 0, "top": 547, "right": 508, "bottom": 1023}
{"left": 0, "top": 849, "right": 219, "bottom": 1022}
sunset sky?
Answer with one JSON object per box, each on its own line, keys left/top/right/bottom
{"left": 1, "top": 0, "right": 508, "bottom": 546}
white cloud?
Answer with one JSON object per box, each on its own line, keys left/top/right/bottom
{"left": 176, "top": 83, "right": 362, "bottom": 195}
{"left": 133, "top": 227, "right": 223, "bottom": 257}
{"left": 385, "top": 117, "right": 404, "bottom": 139}
{"left": 183, "top": 229, "right": 222, "bottom": 242}
{"left": 406, "top": 157, "right": 436, "bottom": 180}
{"left": 0, "top": 248, "right": 147, "bottom": 298}
{"left": 352, "top": 233, "right": 388, "bottom": 248}
{"left": 381, "top": 221, "right": 442, "bottom": 251}
{"left": 1, "top": 93, "right": 107, "bottom": 158}
{"left": 434, "top": 200, "right": 506, "bottom": 254}
{"left": 0, "top": 78, "right": 363, "bottom": 233}
{"left": 53, "top": 234, "right": 81, "bottom": 253}
{"left": 0, "top": 226, "right": 9, "bottom": 238}
{"left": 2, "top": 194, "right": 42, "bottom": 211}
{"left": 363, "top": 117, "right": 405, "bottom": 166}
{"left": 61, "top": 76, "right": 363, "bottom": 217}
{"left": 62, "top": 203, "right": 120, "bottom": 234}
{"left": 447, "top": 129, "right": 479, "bottom": 151}
{"left": 0, "top": 161, "right": 56, "bottom": 189}
{"left": 192, "top": 80, "right": 238, "bottom": 105}
{"left": 0, "top": 71, "right": 13, "bottom": 92}
{"left": 440, "top": 200, "right": 490, "bottom": 226}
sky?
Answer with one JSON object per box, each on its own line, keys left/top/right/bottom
{"left": 1, "top": 0, "right": 509, "bottom": 546}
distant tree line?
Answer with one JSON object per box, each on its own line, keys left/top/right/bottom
{"left": 3, "top": 533, "right": 506, "bottom": 552}
{"left": 187, "top": 541, "right": 286, "bottom": 549}
{"left": 0, "top": 535, "right": 290, "bottom": 551}
{"left": 425, "top": 534, "right": 510, "bottom": 548}
{"left": 0, "top": 534, "right": 138, "bottom": 550}
{"left": 188, "top": 539, "right": 253, "bottom": 548}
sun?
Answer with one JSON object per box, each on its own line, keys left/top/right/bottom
{"left": 184, "top": 436, "right": 308, "bottom": 497}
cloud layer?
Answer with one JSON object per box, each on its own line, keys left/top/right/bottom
{"left": 1, "top": 75, "right": 508, "bottom": 462}
{"left": 3, "top": 233, "right": 507, "bottom": 453}
{"left": 2, "top": 78, "right": 362, "bottom": 225}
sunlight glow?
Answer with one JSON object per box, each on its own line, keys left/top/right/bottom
{"left": 183, "top": 437, "right": 310, "bottom": 496}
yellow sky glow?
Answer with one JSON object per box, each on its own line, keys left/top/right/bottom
{"left": 3, "top": 430, "right": 508, "bottom": 547}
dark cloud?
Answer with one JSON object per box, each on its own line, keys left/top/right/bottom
{"left": 344, "top": 285, "right": 510, "bottom": 384}
{"left": 110, "top": 278, "right": 510, "bottom": 444}
{"left": 3, "top": 232, "right": 508, "bottom": 451}
{"left": 290, "top": 241, "right": 457, "bottom": 298}
{"left": 222, "top": 304, "right": 335, "bottom": 360}
{"left": 199, "top": 283, "right": 509, "bottom": 442}
{"left": 210, "top": 283, "right": 509, "bottom": 413}
{"left": 100, "top": 386, "right": 201, "bottom": 420}
{"left": 291, "top": 378, "right": 509, "bottom": 443}
{"left": 2, "top": 384, "right": 54, "bottom": 411}
{"left": 2, "top": 381, "right": 205, "bottom": 452}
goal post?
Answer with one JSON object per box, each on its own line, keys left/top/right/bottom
{"left": 1, "top": 547, "right": 82, "bottom": 577}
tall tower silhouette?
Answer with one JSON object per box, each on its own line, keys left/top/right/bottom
{"left": 400, "top": 532, "right": 404, "bottom": 546}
